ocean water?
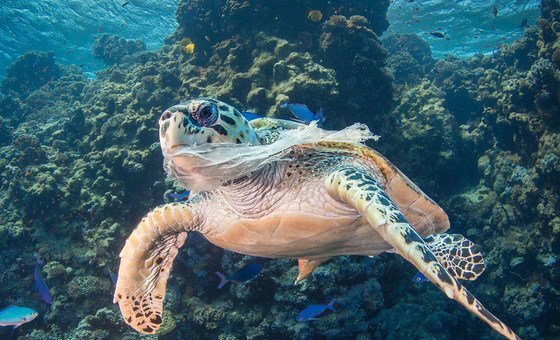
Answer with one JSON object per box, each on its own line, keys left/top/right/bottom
{"left": 0, "top": 0, "right": 179, "bottom": 78}
{"left": 0, "top": 0, "right": 540, "bottom": 77}
{"left": 1, "top": 0, "right": 559, "bottom": 339}
{"left": 386, "top": 0, "right": 541, "bottom": 58}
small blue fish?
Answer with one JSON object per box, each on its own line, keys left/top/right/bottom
{"left": 107, "top": 268, "right": 117, "bottom": 287}
{"left": 412, "top": 271, "right": 429, "bottom": 284}
{"left": 296, "top": 298, "right": 336, "bottom": 322}
{"left": 34, "top": 256, "right": 52, "bottom": 305}
{"left": 241, "top": 111, "right": 263, "bottom": 121}
{"left": 0, "top": 305, "right": 38, "bottom": 329}
{"left": 169, "top": 191, "right": 190, "bottom": 201}
{"left": 280, "top": 102, "right": 325, "bottom": 126}
{"left": 215, "top": 263, "right": 262, "bottom": 289}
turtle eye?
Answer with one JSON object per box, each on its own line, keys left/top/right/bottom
{"left": 192, "top": 104, "right": 218, "bottom": 127}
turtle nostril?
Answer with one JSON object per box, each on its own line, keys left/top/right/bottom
{"left": 160, "top": 111, "right": 173, "bottom": 121}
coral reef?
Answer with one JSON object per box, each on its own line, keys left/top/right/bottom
{"left": 171, "top": 0, "right": 394, "bottom": 128}
{"left": 92, "top": 34, "right": 147, "bottom": 65}
{"left": 383, "top": 33, "right": 435, "bottom": 86}
{"left": 319, "top": 15, "right": 394, "bottom": 128}
{"left": 386, "top": 1, "right": 560, "bottom": 338}
{"left": 174, "top": 33, "right": 338, "bottom": 117}
{"left": 0, "top": 0, "right": 559, "bottom": 338}
{"left": 0, "top": 51, "right": 61, "bottom": 97}
{"left": 392, "top": 80, "right": 465, "bottom": 193}
{"left": 174, "top": 0, "right": 390, "bottom": 48}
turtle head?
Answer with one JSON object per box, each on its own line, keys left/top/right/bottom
{"left": 159, "top": 98, "right": 258, "bottom": 152}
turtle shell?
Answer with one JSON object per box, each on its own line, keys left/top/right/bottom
{"left": 305, "top": 141, "right": 450, "bottom": 237}
{"left": 249, "top": 117, "right": 305, "bottom": 145}
{"left": 249, "top": 117, "right": 450, "bottom": 237}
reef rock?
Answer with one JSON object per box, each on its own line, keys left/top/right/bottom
{"left": 93, "top": 34, "right": 147, "bottom": 65}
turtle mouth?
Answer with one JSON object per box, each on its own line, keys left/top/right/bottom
{"left": 165, "top": 144, "right": 189, "bottom": 154}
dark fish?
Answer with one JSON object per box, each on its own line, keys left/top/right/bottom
{"left": 107, "top": 268, "right": 117, "bottom": 286}
{"left": 492, "top": 6, "right": 498, "bottom": 18}
{"left": 241, "top": 111, "right": 263, "bottom": 121}
{"left": 280, "top": 102, "right": 325, "bottom": 126}
{"left": 520, "top": 18, "right": 528, "bottom": 29}
{"left": 34, "top": 256, "right": 52, "bottom": 305}
{"left": 169, "top": 191, "right": 190, "bottom": 201}
{"left": 122, "top": 1, "right": 130, "bottom": 7}
{"left": 296, "top": 299, "right": 336, "bottom": 322}
{"left": 215, "top": 263, "right": 262, "bottom": 289}
{"left": 412, "top": 271, "right": 429, "bottom": 284}
{"left": 430, "top": 31, "right": 445, "bottom": 38}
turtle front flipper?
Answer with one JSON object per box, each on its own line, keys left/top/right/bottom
{"left": 114, "top": 203, "right": 199, "bottom": 334}
{"left": 426, "top": 233, "right": 486, "bottom": 281}
{"left": 325, "top": 166, "right": 519, "bottom": 340}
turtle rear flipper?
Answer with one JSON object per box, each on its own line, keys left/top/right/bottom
{"left": 426, "top": 234, "right": 486, "bottom": 281}
{"left": 114, "top": 203, "right": 197, "bottom": 334}
{"left": 325, "top": 166, "right": 519, "bottom": 340}
{"left": 295, "top": 258, "right": 330, "bottom": 284}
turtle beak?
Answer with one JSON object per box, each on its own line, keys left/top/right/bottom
{"left": 159, "top": 109, "right": 176, "bottom": 135}
{"left": 159, "top": 110, "right": 186, "bottom": 151}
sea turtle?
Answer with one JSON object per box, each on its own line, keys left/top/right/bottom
{"left": 114, "top": 98, "right": 518, "bottom": 339}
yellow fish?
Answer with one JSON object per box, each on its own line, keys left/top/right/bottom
{"left": 184, "top": 43, "right": 195, "bottom": 54}
{"left": 180, "top": 37, "right": 192, "bottom": 46}
{"left": 308, "top": 10, "right": 323, "bottom": 22}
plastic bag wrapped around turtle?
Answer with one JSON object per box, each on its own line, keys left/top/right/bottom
{"left": 163, "top": 121, "right": 380, "bottom": 192}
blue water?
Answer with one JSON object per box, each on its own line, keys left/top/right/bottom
{"left": 386, "top": 0, "right": 540, "bottom": 57}
{"left": 0, "top": 0, "right": 540, "bottom": 79}
{"left": 0, "top": 0, "right": 178, "bottom": 78}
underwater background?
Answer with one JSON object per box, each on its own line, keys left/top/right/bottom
{"left": 0, "top": 0, "right": 559, "bottom": 338}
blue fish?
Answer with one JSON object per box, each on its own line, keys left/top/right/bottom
{"left": 412, "top": 271, "right": 429, "bottom": 284}
{"left": 215, "top": 263, "right": 262, "bottom": 289}
{"left": 241, "top": 111, "right": 263, "bottom": 121}
{"left": 169, "top": 191, "right": 190, "bottom": 201}
{"left": 107, "top": 268, "right": 117, "bottom": 287}
{"left": 280, "top": 102, "right": 325, "bottom": 126}
{"left": 0, "top": 305, "right": 38, "bottom": 329}
{"left": 296, "top": 298, "right": 336, "bottom": 322}
{"left": 34, "top": 256, "right": 52, "bottom": 305}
